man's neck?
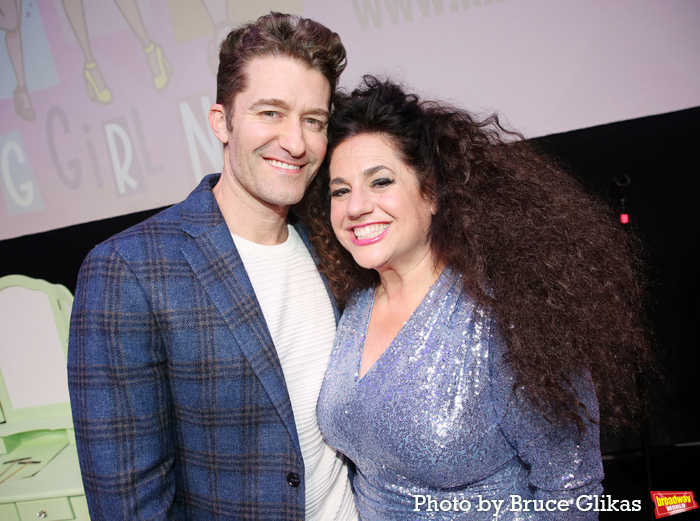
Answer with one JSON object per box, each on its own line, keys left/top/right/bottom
{"left": 213, "top": 177, "right": 290, "bottom": 245}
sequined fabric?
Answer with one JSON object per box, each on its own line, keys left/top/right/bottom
{"left": 317, "top": 267, "right": 603, "bottom": 520}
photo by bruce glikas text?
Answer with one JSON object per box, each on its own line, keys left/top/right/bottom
{"left": 413, "top": 494, "right": 642, "bottom": 515}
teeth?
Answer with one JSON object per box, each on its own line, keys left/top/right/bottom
{"left": 266, "top": 159, "right": 301, "bottom": 170}
{"left": 354, "top": 223, "right": 389, "bottom": 240}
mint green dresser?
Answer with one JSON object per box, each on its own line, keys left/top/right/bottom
{"left": 0, "top": 276, "right": 90, "bottom": 520}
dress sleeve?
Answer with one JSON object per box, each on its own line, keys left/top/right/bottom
{"left": 67, "top": 244, "right": 175, "bottom": 520}
{"left": 490, "top": 322, "right": 604, "bottom": 521}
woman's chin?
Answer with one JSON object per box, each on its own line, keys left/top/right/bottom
{"left": 350, "top": 255, "right": 385, "bottom": 272}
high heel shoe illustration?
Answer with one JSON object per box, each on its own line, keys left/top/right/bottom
{"left": 13, "top": 86, "right": 36, "bottom": 122}
{"left": 84, "top": 61, "right": 112, "bottom": 104}
{"left": 145, "top": 43, "right": 172, "bottom": 91}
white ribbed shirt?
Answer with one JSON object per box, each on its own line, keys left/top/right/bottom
{"left": 232, "top": 225, "right": 357, "bottom": 521}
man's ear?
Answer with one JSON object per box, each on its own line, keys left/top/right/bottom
{"left": 209, "top": 104, "right": 229, "bottom": 144}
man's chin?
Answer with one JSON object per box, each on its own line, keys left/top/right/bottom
{"left": 259, "top": 191, "right": 306, "bottom": 210}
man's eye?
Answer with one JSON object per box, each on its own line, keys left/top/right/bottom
{"left": 304, "top": 117, "right": 326, "bottom": 129}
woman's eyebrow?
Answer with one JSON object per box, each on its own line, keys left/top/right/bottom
{"left": 329, "top": 165, "right": 388, "bottom": 186}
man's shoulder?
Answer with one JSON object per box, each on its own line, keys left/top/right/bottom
{"left": 88, "top": 174, "right": 222, "bottom": 262}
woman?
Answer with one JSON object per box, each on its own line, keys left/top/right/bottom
{"left": 303, "top": 77, "right": 653, "bottom": 520}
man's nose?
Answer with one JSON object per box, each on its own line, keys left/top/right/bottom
{"left": 278, "top": 119, "right": 306, "bottom": 157}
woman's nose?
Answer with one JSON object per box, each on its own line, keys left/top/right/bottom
{"left": 346, "top": 188, "right": 372, "bottom": 218}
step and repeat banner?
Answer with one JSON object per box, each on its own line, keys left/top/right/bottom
{"left": 1, "top": 0, "right": 698, "bottom": 240}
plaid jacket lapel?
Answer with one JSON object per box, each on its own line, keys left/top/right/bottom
{"left": 179, "top": 177, "right": 301, "bottom": 457}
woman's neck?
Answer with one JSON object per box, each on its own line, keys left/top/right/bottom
{"left": 375, "top": 253, "right": 445, "bottom": 306}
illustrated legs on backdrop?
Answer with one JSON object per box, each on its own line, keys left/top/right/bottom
{"left": 61, "top": 0, "right": 173, "bottom": 104}
{"left": 1, "top": 0, "right": 36, "bottom": 121}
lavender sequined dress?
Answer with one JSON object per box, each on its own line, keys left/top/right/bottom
{"left": 317, "top": 268, "right": 603, "bottom": 520}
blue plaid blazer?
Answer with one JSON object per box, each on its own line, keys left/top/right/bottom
{"left": 68, "top": 174, "right": 340, "bottom": 520}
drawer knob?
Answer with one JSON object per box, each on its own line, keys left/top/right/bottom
{"left": 37, "top": 510, "right": 47, "bottom": 518}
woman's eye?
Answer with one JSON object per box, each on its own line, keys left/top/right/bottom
{"left": 330, "top": 188, "right": 349, "bottom": 198}
{"left": 372, "top": 178, "right": 394, "bottom": 188}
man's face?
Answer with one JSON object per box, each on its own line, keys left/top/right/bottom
{"left": 211, "top": 56, "right": 332, "bottom": 212}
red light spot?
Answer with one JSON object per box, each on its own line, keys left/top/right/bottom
{"left": 620, "top": 214, "right": 629, "bottom": 224}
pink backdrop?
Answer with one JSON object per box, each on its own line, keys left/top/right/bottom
{"left": 1, "top": 0, "right": 698, "bottom": 240}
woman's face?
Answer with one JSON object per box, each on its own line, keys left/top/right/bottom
{"left": 328, "top": 133, "right": 435, "bottom": 275}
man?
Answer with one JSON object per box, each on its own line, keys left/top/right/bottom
{"left": 67, "top": 13, "right": 356, "bottom": 520}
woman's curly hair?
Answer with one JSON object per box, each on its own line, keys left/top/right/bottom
{"left": 300, "top": 76, "right": 655, "bottom": 431}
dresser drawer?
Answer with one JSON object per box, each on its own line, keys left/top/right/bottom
{"left": 16, "top": 497, "right": 74, "bottom": 520}
{"left": 0, "top": 503, "right": 21, "bottom": 521}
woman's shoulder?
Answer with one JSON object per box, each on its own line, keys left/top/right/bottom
{"left": 337, "top": 287, "right": 376, "bottom": 323}
{"left": 344, "top": 286, "right": 376, "bottom": 311}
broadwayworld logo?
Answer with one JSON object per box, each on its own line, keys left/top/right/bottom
{"left": 650, "top": 491, "right": 698, "bottom": 519}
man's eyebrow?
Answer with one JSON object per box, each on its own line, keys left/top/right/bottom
{"left": 250, "top": 98, "right": 289, "bottom": 110}
{"left": 306, "top": 107, "right": 331, "bottom": 119}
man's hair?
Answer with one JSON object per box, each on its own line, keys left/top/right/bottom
{"left": 216, "top": 12, "right": 347, "bottom": 119}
